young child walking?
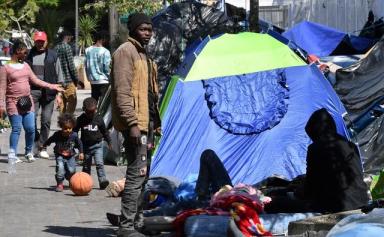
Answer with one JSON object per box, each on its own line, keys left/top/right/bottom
{"left": 74, "top": 97, "right": 111, "bottom": 189}
{"left": 42, "top": 113, "right": 83, "bottom": 192}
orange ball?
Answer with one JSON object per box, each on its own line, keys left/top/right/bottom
{"left": 70, "top": 172, "right": 93, "bottom": 196}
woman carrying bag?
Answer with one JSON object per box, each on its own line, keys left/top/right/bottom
{"left": 0, "top": 41, "right": 63, "bottom": 163}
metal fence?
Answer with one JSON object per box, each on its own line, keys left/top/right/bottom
{"left": 260, "top": 5, "right": 289, "bottom": 29}
{"left": 259, "top": 0, "right": 369, "bottom": 33}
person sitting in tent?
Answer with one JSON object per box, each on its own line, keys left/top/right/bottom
{"left": 265, "top": 108, "right": 369, "bottom": 214}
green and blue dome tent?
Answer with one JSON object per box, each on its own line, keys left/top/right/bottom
{"left": 151, "top": 32, "right": 349, "bottom": 184}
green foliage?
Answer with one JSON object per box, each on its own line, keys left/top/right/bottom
{"left": 0, "top": 0, "right": 59, "bottom": 35}
{"left": 85, "top": 0, "right": 165, "bottom": 16}
{"left": 79, "top": 15, "right": 98, "bottom": 54}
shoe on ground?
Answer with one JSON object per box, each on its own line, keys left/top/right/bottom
{"left": 39, "top": 150, "right": 50, "bottom": 159}
{"left": 25, "top": 153, "right": 36, "bottom": 162}
{"left": 14, "top": 158, "right": 23, "bottom": 163}
{"left": 56, "top": 183, "right": 64, "bottom": 192}
{"left": 106, "top": 212, "right": 120, "bottom": 226}
{"left": 99, "top": 179, "right": 110, "bottom": 190}
{"left": 8, "top": 151, "right": 22, "bottom": 163}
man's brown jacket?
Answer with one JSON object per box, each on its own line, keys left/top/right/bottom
{"left": 111, "top": 37, "right": 160, "bottom": 132}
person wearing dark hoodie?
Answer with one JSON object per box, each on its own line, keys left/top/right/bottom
{"left": 265, "top": 108, "right": 368, "bottom": 213}
{"left": 302, "top": 108, "right": 368, "bottom": 213}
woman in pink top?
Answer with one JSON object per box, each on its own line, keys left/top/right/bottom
{"left": 0, "top": 41, "right": 63, "bottom": 163}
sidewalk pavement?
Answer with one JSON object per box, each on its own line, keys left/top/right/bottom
{"left": 0, "top": 90, "right": 125, "bottom": 237}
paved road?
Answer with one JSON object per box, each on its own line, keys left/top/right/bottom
{"left": 0, "top": 90, "right": 125, "bottom": 237}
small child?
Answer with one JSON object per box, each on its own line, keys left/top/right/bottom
{"left": 74, "top": 97, "right": 111, "bottom": 189}
{"left": 42, "top": 113, "right": 83, "bottom": 192}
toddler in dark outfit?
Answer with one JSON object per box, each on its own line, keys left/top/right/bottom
{"left": 42, "top": 113, "right": 83, "bottom": 192}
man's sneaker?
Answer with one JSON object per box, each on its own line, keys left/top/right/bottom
{"left": 99, "top": 179, "right": 110, "bottom": 190}
{"left": 55, "top": 183, "right": 64, "bottom": 192}
{"left": 25, "top": 153, "right": 36, "bottom": 162}
{"left": 106, "top": 212, "right": 120, "bottom": 226}
{"left": 39, "top": 150, "right": 50, "bottom": 159}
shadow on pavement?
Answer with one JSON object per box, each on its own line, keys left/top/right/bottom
{"left": 43, "top": 225, "right": 115, "bottom": 237}
{"left": 27, "top": 186, "right": 57, "bottom": 191}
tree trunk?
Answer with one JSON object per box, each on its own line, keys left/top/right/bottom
{"left": 109, "top": 5, "right": 119, "bottom": 52}
{"left": 249, "top": 0, "right": 259, "bottom": 33}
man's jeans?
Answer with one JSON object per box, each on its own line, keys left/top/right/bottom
{"left": 119, "top": 130, "right": 149, "bottom": 231}
{"left": 59, "top": 82, "right": 77, "bottom": 114}
{"left": 9, "top": 112, "right": 35, "bottom": 154}
{"left": 82, "top": 142, "right": 107, "bottom": 183}
{"left": 31, "top": 90, "right": 55, "bottom": 145}
{"left": 55, "top": 155, "right": 76, "bottom": 183}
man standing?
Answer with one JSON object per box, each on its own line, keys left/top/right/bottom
{"left": 85, "top": 31, "right": 111, "bottom": 102}
{"left": 27, "top": 31, "right": 60, "bottom": 158}
{"left": 111, "top": 13, "right": 161, "bottom": 237}
{"left": 55, "top": 31, "right": 79, "bottom": 114}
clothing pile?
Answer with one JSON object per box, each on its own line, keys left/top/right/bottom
{"left": 173, "top": 184, "right": 272, "bottom": 237}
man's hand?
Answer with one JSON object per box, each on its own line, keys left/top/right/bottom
{"left": 128, "top": 125, "right": 141, "bottom": 144}
{"left": 76, "top": 80, "right": 84, "bottom": 89}
{"left": 108, "top": 143, "right": 113, "bottom": 150}
{"left": 78, "top": 153, "right": 84, "bottom": 160}
{"left": 56, "top": 94, "right": 63, "bottom": 109}
{"left": 129, "top": 125, "right": 141, "bottom": 138}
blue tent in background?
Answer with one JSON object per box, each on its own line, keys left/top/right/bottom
{"left": 151, "top": 32, "right": 348, "bottom": 185}
{"left": 283, "top": 21, "right": 376, "bottom": 57}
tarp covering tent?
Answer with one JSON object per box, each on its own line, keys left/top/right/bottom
{"left": 151, "top": 32, "right": 348, "bottom": 184}
{"left": 334, "top": 37, "right": 384, "bottom": 114}
{"left": 147, "top": 1, "right": 237, "bottom": 95}
{"left": 334, "top": 37, "right": 384, "bottom": 174}
{"left": 283, "top": 21, "right": 376, "bottom": 57}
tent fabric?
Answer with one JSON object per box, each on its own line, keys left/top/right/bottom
{"left": 203, "top": 69, "right": 289, "bottom": 135}
{"left": 151, "top": 63, "right": 348, "bottom": 185}
{"left": 179, "top": 33, "right": 306, "bottom": 81}
{"left": 283, "top": 21, "right": 375, "bottom": 57}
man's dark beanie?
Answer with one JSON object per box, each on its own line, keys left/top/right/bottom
{"left": 128, "top": 13, "right": 152, "bottom": 33}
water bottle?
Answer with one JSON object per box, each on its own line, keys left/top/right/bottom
{"left": 7, "top": 150, "right": 16, "bottom": 175}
